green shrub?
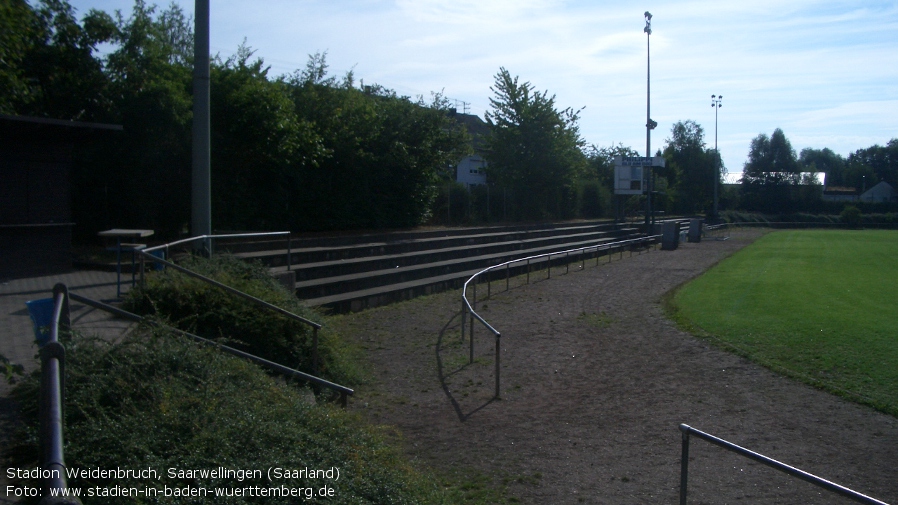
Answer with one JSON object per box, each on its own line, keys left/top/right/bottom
{"left": 840, "top": 205, "right": 862, "bottom": 228}
{"left": 9, "top": 327, "right": 443, "bottom": 504}
{"left": 124, "top": 254, "right": 358, "bottom": 385}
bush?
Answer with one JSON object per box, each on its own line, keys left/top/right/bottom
{"left": 841, "top": 205, "right": 862, "bottom": 228}
{"left": 124, "top": 254, "right": 358, "bottom": 385}
{"left": 9, "top": 327, "right": 443, "bottom": 504}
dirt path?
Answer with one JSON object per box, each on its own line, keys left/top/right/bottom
{"left": 333, "top": 230, "right": 898, "bottom": 504}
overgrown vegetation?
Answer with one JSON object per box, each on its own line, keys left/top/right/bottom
{"left": 8, "top": 327, "right": 446, "bottom": 504}
{"left": 124, "top": 254, "right": 359, "bottom": 385}
{"left": 670, "top": 230, "right": 898, "bottom": 416}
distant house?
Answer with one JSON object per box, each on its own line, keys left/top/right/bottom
{"left": 822, "top": 186, "right": 859, "bottom": 202}
{"left": 860, "top": 181, "right": 896, "bottom": 203}
{"left": 456, "top": 154, "right": 487, "bottom": 187}
{"left": 450, "top": 111, "right": 490, "bottom": 188}
{"left": 822, "top": 181, "right": 897, "bottom": 203}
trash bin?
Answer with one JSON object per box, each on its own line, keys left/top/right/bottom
{"left": 688, "top": 218, "right": 703, "bottom": 243}
{"left": 149, "top": 249, "right": 166, "bottom": 270}
{"left": 661, "top": 221, "right": 680, "bottom": 250}
{"left": 25, "top": 298, "right": 55, "bottom": 346}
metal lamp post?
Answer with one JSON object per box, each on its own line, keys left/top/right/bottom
{"left": 192, "top": 0, "right": 211, "bottom": 250}
{"left": 644, "top": 11, "right": 657, "bottom": 229}
{"left": 711, "top": 94, "right": 722, "bottom": 221}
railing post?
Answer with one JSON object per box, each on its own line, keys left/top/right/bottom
{"left": 461, "top": 298, "right": 466, "bottom": 342}
{"left": 312, "top": 326, "right": 319, "bottom": 376}
{"left": 287, "top": 233, "right": 292, "bottom": 272}
{"left": 469, "top": 283, "right": 476, "bottom": 364}
{"left": 547, "top": 254, "right": 551, "bottom": 279}
{"left": 680, "top": 425, "right": 690, "bottom": 505}
{"left": 494, "top": 333, "right": 501, "bottom": 399}
{"left": 566, "top": 251, "right": 569, "bottom": 274}
{"left": 506, "top": 263, "right": 510, "bottom": 291}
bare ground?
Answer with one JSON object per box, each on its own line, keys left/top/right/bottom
{"left": 331, "top": 230, "right": 898, "bottom": 505}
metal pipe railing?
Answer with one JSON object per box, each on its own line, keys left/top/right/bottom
{"left": 460, "top": 234, "right": 661, "bottom": 399}
{"left": 142, "top": 231, "right": 292, "bottom": 272}
{"left": 68, "top": 292, "right": 353, "bottom": 407}
{"left": 38, "top": 284, "right": 82, "bottom": 504}
{"left": 136, "top": 249, "right": 322, "bottom": 374}
{"left": 678, "top": 424, "right": 889, "bottom": 505}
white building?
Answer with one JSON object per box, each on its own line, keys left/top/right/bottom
{"left": 450, "top": 111, "right": 490, "bottom": 188}
{"left": 456, "top": 154, "right": 487, "bottom": 188}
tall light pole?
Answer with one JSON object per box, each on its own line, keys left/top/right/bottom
{"left": 192, "top": 0, "right": 211, "bottom": 248}
{"left": 644, "top": 11, "right": 657, "bottom": 229}
{"left": 711, "top": 94, "right": 722, "bottom": 221}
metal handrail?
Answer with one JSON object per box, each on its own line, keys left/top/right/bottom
{"left": 460, "top": 234, "right": 661, "bottom": 398}
{"left": 39, "top": 283, "right": 82, "bottom": 504}
{"left": 137, "top": 235, "right": 323, "bottom": 374}
{"left": 142, "top": 231, "right": 292, "bottom": 271}
{"left": 678, "top": 424, "right": 890, "bottom": 505}
{"left": 67, "top": 292, "right": 353, "bottom": 407}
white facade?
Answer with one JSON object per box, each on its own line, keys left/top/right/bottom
{"left": 456, "top": 155, "right": 487, "bottom": 188}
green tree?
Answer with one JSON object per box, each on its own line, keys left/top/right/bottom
{"left": 484, "top": 68, "right": 587, "bottom": 220}
{"left": 799, "top": 147, "right": 844, "bottom": 183}
{"left": 73, "top": 0, "right": 194, "bottom": 239}
{"left": 586, "top": 143, "right": 639, "bottom": 189}
{"left": 662, "top": 120, "right": 720, "bottom": 215}
{"left": 287, "top": 54, "right": 469, "bottom": 230}
{"left": 2, "top": 0, "right": 115, "bottom": 119}
{"left": 846, "top": 139, "right": 898, "bottom": 191}
{"left": 740, "top": 128, "right": 801, "bottom": 212}
{"left": 0, "top": 0, "right": 40, "bottom": 113}
{"left": 211, "top": 46, "right": 324, "bottom": 230}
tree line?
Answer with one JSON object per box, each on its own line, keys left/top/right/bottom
{"left": 4, "top": 0, "right": 894, "bottom": 238}
{"left": 2, "top": 0, "right": 470, "bottom": 239}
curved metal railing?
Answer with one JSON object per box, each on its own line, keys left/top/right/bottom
{"left": 460, "top": 234, "right": 662, "bottom": 398}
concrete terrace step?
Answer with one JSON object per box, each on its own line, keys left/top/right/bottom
{"left": 275, "top": 227, "right": 637, "bottom": 282}
{"left": 229, "top": 221, "right": 631, "bottom": 266}
{"left": 302, "top": 239, "right": 653, "bottom": 313}
{"left": 294, "top": 233, "right": 640, "bottom": 298}
{"left": 219, "top": 220, "right": 649, "bottom": 312}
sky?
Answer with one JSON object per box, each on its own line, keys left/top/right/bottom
{"left": 64, "top": 0, "right": 898, "bottom": 178}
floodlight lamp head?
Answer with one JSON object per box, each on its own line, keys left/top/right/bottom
{"left": 645, "top": 11, "right": 652, "bottom": 20}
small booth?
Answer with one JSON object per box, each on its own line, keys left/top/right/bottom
{"left": 0, "top": 114, "right": 122, "bottom": 280}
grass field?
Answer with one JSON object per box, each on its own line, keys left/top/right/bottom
{"left": 672, "top": 229, "right": 898, "bottom": 416}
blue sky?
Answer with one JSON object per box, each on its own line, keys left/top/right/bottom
{"left": 65, "top": 0, "right": 897, "bottom": 178}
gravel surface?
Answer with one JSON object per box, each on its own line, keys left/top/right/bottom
{"left": 333, "top": 230, "right": 898, "bottom": 504}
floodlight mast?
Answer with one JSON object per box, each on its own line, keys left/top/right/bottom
{"left": 711, "top": 94, "right": 722, "bottom": 221}
{"left": 644, "top": 11, "right": 654, "bottom": 230}
{"left": 191, "top": 0, "right": 211, "bottom": 249}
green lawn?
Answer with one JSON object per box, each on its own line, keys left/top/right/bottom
{"left": 672, "top": 229, "right": 898, "bottom": 416}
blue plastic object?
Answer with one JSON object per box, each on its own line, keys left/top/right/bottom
{"left": 25, "top": 298, "right": 55, "bottom": 346}
{"left": 149, "top": 249, "right": 166, "bottom": 270}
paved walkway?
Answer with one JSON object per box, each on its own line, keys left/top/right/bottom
{"left": 1, "top": 269, "right": 136, "bottom": 504}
